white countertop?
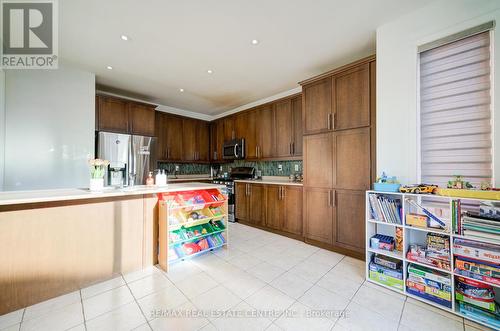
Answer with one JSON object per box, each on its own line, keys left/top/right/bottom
{"left": 0, "top": 183, "right": 225, "bottom": 206}
{"left": 234, "top": 177, "right": 303, "bottom": 186}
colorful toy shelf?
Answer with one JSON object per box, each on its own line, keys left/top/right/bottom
{"left": 366, "top": 191, "right": 500, "bottom": 330}
{"left": 158, "top": 188, "right": 228, "bottom": 271}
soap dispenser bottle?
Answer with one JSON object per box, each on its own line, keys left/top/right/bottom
{"left": 146, "top": 171, "right": 155, "bottom": 187}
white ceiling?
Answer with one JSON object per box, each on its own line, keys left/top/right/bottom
{"left": 60, "top": 0, "right": 436, "bottom": 116}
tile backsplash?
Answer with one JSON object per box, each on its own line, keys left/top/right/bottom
{"left": 157, "top": 163, "right": 211, "bottom": 175}
{"left": 157, "top": 160, "right": 302, "bottom": 177}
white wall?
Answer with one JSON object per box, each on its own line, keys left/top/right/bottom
{"left": 376, "top": 0, "right": 500, "bottom": 185}
{"left": 0, "top": 69, "right": 4, "bottom": 190}
{"left": 4, "top": 65, "right": 95, "bottom": 190}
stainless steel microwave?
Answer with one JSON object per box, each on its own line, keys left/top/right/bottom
{"left": 223, "top": 138, "right": 245, "bottom": 160}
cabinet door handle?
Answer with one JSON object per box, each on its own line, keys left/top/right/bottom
{"left": 331, "top": 190, "right": 336, "bottom": 207}
{"left": 278, "top": 186, "right": 282, "bottom": 200}
{"left": 292, "top": 142, "right": 295, "bottom": 155}
{"left": 289, "top": 143, "right": 292, "bottom": 155}
{"left": 332, "top": 113, "right": 336, "bottom": 130}
{"left": 328, "top": 190, "right": 332, "bottom": 206}
{"left": 327, "top": 113, "right": 332, "bottom": 130}
{"left": 256, "top": 146, "right": 258, "bottom": 158}
{"left": 282, "top": 186, "right": 285, "bottom": 200}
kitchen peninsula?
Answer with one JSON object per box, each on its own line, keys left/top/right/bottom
{"left": 0, "top": 183, "right": 225, "bottom": 315}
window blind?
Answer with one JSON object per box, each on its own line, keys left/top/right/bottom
{"left": 420, "top": 31, "right": 492, "bottom": 188}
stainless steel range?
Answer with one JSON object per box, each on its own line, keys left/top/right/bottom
{"left": 212, "top": 167, "right": 255, "bottom": 223}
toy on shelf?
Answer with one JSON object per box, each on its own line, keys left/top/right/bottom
{"left": 406, "top": 233, "right": 451, "bottom": 271}
{"left": 405, "top": 198, "right": 448, "bottom": 230}
{"left": 395, "top": 227, "right": 403, "bottom": 252}
{"left": 448, "top": 175, "right": 473, "bottom": 189}
{"left": 369, "top": 254, "right": 404, "bottom": 291}
{"left": 370, "top": 234, "right": 395, "bottom": 251}
{"left": 455, "top": 277, "right": 497, "bottom": 312}
{"left": 373, "top": 172, "right": 401, "bottom": 192}
{"left": 406, "top": 263, "right": 452, "bottom": 308}
{"left": 399, "top": 184, "right": 438, "bottom": 194}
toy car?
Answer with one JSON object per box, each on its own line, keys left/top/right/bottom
{"left": 399, "top": 184, "right": 438, "bottom": 194}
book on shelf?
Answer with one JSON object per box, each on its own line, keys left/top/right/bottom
{"left": 368, "top": 194, "right": 402, "bottom": 224}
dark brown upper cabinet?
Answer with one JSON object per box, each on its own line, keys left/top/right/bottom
{"left": 129, "top": 103, "right": 155, "bottom": 136}
{"left": 235, "top": 110, "right": 258, "bottom": 159}
{"left": 258, "top": 104, "right": 274, "bottom": 159}
{"left": 274, "top": 99, "right": 293, "bottom": 158}
{"left": 332, "top": 63, "right": 370, "bottom": 130}
{"left": 291, "top": 95, "right": 303, "bottom": 156}
{"left": 303, "top": 78, "right": 332, "bottom": 135}
{"left": 96, "top": 96, "right": 129, "bottom": 133}
{"left": 155, "top": 113, "right": 183, "bottom": 161}
{"left": 210, "top": 119, "right": 225, "bottom": 162}
{"left": 96, "top": 95, "right": 155, "bottom": 136}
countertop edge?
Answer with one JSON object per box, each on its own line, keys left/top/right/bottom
{"left": 0, "top": 183, "right": 226, "bottom": 207}
{"left": 233, "top": 179, "right": 303, "bottom": 186}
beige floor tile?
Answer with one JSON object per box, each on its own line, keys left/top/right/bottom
{"left": 245, "top": 285, "right": 295, "bottom": 317}
{"left": 81, "top": 276, "right": 125, "bottom": 299}
{"left": 86, "top": 302, "right": 146, "bottom": 331}
{"left": 400, "top": 301, "right": 464, "bottom": 331}
{"left": 83, "top": 285, "right": 134, "bottom": 320}
{"left": 128, "top": 273, "right": 175, "bottom": 299}
{"left": 351, "top": 284, "right": 405, "bottom": 322}
{"left": 275, "top": 301, "right": 336, "bottom": 331}
{"left": 21, "top": 301, "right": 83, "bottom": 331}
{"left": 316, "top": 271, "right": 363, "bottom": 300}
{"left": 247, "top": 262, "right": 286, "bottom": 283}
{"left": 0, "top": 309, "right": 23, "bottom": 330}
{"left": 270, "top": 271, "right": 314, "bottom": 299}
{"left": 227, "top": 253, "right": 263, "bottom": 270}
{"left": 137, "top": 286, "right": 188, "bottom": 321}
{"left": 23, "top": 291, "right": 81, "bottom": 322}
{"left": 149, "top": 302, "right": 210, "bottom": 331}
{"left": 211, "top": 301, "right": 273, "bottom": 331}
{"left": 191, "top": 285, "right": 241, "bottom": 313}
{"left": 298, "top": 285, "right": 350, "bottom": 315}
{"left": 289, "top": 259, "right": 333, "bottom": 283}
{"left": 223, "top": 272, "right": 267, "bottom": 300}
{"left": 123, "top": 266, "right": 162, "bottom": 283}
{"left": 175, "top": 272, "right": 218, "bottom": 299}
{"left": 339, "top": 301, "right": 399, "bottom": 331}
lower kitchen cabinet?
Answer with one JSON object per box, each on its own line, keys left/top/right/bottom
{"left": 265, "top": 185, "right": 285, "bottom": 230}
{"left": 235, "top": 182, "right": 266, "bottom": 226}
{"left": 282, "top": 186, "right": 302, "bottom": 235}
{"left": 235, "top": 182, "right": 303, "bottom": 237}
{"left": 247, "top": 184, "right": 266, "bottom": 226}
{"left": 334, "top": 190, "right": 365, "bottom": 253}
{"left": 235, "top": 182, "right": 249, "bottom": 221}
{"left": 303, "top": 187, "right": 333, "bottom": 245}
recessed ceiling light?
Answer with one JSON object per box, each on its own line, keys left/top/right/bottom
{"left": 120, "top": 35, "right": 129, "bottom": 41}
{"left": 179, "top": 88, "right": 184, "bottom": 92}
{"left": 106, "top": 66, "right": 113, "bottom": 70}
{"left": 207, "top": 69, "right": 213, "bottom": 74}
{"left": 251, "top": 39, "right": 259, "bottom": 45}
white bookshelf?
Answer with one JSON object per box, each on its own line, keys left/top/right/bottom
{"left": 365, "top": 190, "right": 500, "bottom": 330}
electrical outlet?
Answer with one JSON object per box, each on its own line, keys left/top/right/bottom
{"left": 294, "top": 164, "right": 299, "bottom": 172}
{"left": 278, "top": 164, "right": 283, "bottom": 172}
{"left": 175, "top": 165, "right": 180, "bottom": 172}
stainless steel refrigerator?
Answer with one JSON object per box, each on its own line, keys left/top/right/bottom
{"left": 97, "top": 132, "right": 156, "bottom": 186}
